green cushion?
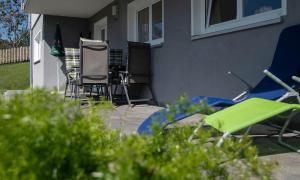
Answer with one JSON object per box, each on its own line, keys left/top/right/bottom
{"left": 65, "top": 48, "right": 80, "bottom": 70}
{"left": 205, "top": 98, "right": 300, "bottom": 133}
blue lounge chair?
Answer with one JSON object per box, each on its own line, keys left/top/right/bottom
{"left": 138, "top": 24, "right": 300, "bottom": 135}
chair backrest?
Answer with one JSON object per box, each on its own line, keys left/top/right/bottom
{"left": 79, "top": 38, "right": 109, "bottom": 84}
{"left": 127, "top": 42, "right": 151, "bottom": 78}
{"left": 251, "top": 24, "right": 300, "bottom": 93}
{"left": 109, "top": 49, "right": 123, "bottom": 66}
{"left": 65, "top": 48, "right": 80, "bottom": 71}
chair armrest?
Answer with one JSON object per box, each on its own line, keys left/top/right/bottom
{"left": 264, "top": 70, "right": 297, "bottom": 94}
{"left": 292, "top": 76, "right": 300, "bottom": 84}
{"left": 228, "top": 71, "right": 253, "bottom": 90}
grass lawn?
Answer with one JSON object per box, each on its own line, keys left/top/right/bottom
{"left": 0, "top": 62, "right": 30, "bottom": 92}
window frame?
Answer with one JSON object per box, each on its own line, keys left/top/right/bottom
{"left": 33, "top": 30, "right": 42, "bottom": 63}
{"left": 93, "top": 16, "right": 108, "bottom": 41}
{"left": 191, "top": 0, "right": 287, "bottom": 38}
{"left": 128, "top": 0, "right": 164, "bottom": 46}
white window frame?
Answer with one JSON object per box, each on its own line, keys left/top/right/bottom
{"left": 191, "top": 0, "right": 287, "bottom": 39}
{"left": 128, "top": 0, "right": 164, "bottom": 46}
{"left": 93, "top": 16, "right": 108, "bottom": 41}
{"left": 33, "top": 30, "right": 42, "bottom": 63}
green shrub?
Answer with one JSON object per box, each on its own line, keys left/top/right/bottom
{"left": 0, "top": 90, "right": 272, "bottom": 179}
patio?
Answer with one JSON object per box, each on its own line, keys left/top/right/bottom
{"left": 99, "top": 104, "right": 300, "bottom": 180}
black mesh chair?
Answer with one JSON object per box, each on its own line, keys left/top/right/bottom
{"left": 119, "top": 42, "right": 154, "bottom": 106}
{"left": 79, "top": 38, "right": 112, "bottom": 101}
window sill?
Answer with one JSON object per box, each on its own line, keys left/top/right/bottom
{"left": 151, "top": 43, "right": 163, "bottom": 48}
{"left": 191, "top": 17, "right": 282, "bottom": 41}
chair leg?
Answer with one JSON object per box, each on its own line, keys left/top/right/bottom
{"left": 120, "top": 74, "right": 132, "bottom": 107}
{"left": 70, "top": 84, "right": 74, "bottom": 99}
{"left": 75, "top": 84, "right": 79, "bottom": 99}
{"left": 89, "top": 85, "right": 93, "bottom": 97}
{"left": 64, "top": 82, "right": 69, "bottom": 99}
{"left": 278, "top": 110, "right": 300, "bottom": 153}
{"left": 121, "top": 87, "right": 124, "bottom": 101}
{"left": 188, "top": 120, "right": 231, "bottom": 148}
{"left": 188, "top": 121, "right": 205, "bottom": 143}
{"left": 147, "top": 84, "right": 157, "bottom": 105}
{"left": 122, "top": 82, "right": 132, "bottom": 107}
{"left": 108, "top": 85, "right": 113, "bottom": 102}
{"left": 114, "top": 85, "right": 118, "bottom": 96}
{"left": 217, "top": 132, "right": 231, "bottom": 147}
{"left": 65, "top": 74, "right": 72, "bottom": 99}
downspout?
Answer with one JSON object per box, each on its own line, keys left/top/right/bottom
{"left": 29, "top": 14, "right": 33, "bottom": 87}
{"left": 23, "top": 0, "right": 33, "bottom": 87}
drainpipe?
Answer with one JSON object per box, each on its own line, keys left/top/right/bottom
{"left": 29, "top": 14, "right": 33, "bottom": 87}
{"left": 22, "top": 0, "right": 32, "bottom": 87}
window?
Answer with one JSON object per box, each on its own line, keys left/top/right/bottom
{"left": 191, "top": 0, "right": 287, "bottom": 38}
{"left": 100, "top": 28, "right": 106, "bottom": 41}
{"left": 128, "top": 0, "right": 164, "bottom": 45}
{"left": 152, "top": 1, "right": 163, "bottom": 40}
{"left": 33, "top": 31, "right": 41, "bottom": 63}
{"left": 207, "top": 0, "right": 237, "bottom": 25}
{"left": 138, "top": 7, "right": 150, "bottom": 42}
{"left": 243, "top": 0, "right": 282, "bottom": 17}
{"left": 94, "top": 17, "right": 107, "bottom": 41}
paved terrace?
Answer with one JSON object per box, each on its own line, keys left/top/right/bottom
{"left": 100, "top": 104, "right": 300, "bottom": 180}
{"left": 4, "top": 90, "right": 300, "bottom": 179}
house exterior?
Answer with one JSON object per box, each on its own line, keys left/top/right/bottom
{"left": 23, "top": 0, "right": 300, "bottom": 103}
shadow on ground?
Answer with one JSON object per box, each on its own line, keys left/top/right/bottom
{"left": 240, "top": 123, "right": 300, "bottom": 156}
{"left": 254, "top": 137, "right": 300, "bottom": 156}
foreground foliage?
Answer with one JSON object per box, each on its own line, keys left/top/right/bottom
{"left": 0, "top": 90, "right": 272, "bottom": 179}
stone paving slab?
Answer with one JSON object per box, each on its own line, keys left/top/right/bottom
{"left": 261, "top": 153, "right": 300, "bottom": 180}
{"left": 102, "top": 105, "right": 163, "bottom": 134}
{"left": 100, "top": 104, "right": 300, "bottom": 179}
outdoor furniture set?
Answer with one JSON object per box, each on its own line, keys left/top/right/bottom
{"left": 64, "top": 24, "right": 300, "bottom": 153}
{"left": 64, "top": 39, "right": 154, "bottom": 105}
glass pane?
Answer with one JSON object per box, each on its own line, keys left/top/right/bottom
{"left": 209, "top": 0, "right": 237, "bottom": 25}
{"left": 152, "top": 1, "right": 163, "bottom": 40}
{"left": 101, "top": 29, "right": 106, "bottom": 41}
{"left": 138, "top": 7, "right": 149, "bottom": 42}
{"left": 243, "top": 0, "right": 281, "bottom": 17}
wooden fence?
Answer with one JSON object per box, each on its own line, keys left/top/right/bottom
{"left": 0, "top": 47, "right": 29, "bottom": 65}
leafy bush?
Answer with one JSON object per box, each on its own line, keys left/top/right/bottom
{"left": 0, "top": 90, "right": 272, "bottom": 179}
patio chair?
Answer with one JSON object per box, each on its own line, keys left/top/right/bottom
{"left": 109, "top": 49, "right": 127, "bottom": 100}
{"left": 64, "top": 48, "right": 80, "bottom": 98}
{"left": 79, "top": 38, "right": 112, "bottom": 100}
{"left": 119, "top": 42, "right": 154, "bottom": 106}
{"left": 188, "top": 98, "right": 300, "bottom": 153}
{"left": 138, "top": 24, "right": 300, "bottom": 135}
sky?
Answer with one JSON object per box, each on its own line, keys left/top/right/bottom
{"left": 0, "top": 0, "right": 28, "bottom": 41}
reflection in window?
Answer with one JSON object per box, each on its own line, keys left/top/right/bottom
{"left": 243, "top": 0, "right": 282, "bottom": 17}
{"left": 209, "top": 0, "right": 237, "bottom": 25}
{"left": 152, "top": 1, "right": 163, "bottom": 40}
{"left": 138, "top": 7, "right": 149, "bottom": 42}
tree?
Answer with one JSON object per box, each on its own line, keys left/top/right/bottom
{"left": 0, "top": 0, "right": 29, "bottom": 48}
{"left": 0, "top": 39, "right": 10, "bottom": 49}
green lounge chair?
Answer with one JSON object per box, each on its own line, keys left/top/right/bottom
{"left": 189, "top": 98, "right": 300, "bottom": 153}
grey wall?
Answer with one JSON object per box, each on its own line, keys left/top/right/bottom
{"left": 42, "top": 15, "right": 89, "bottom": 89}
{"left": 90, "top": 0, "right": 129, "bottom": 51}
{"left": 89, "top": 0, "right": 300, "bottom": 103}
{"left": 152, "top": 0, "right": 300, "bottom": 103}
{"left": 31, "top": 15, "right": 44, "bottom": 88}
